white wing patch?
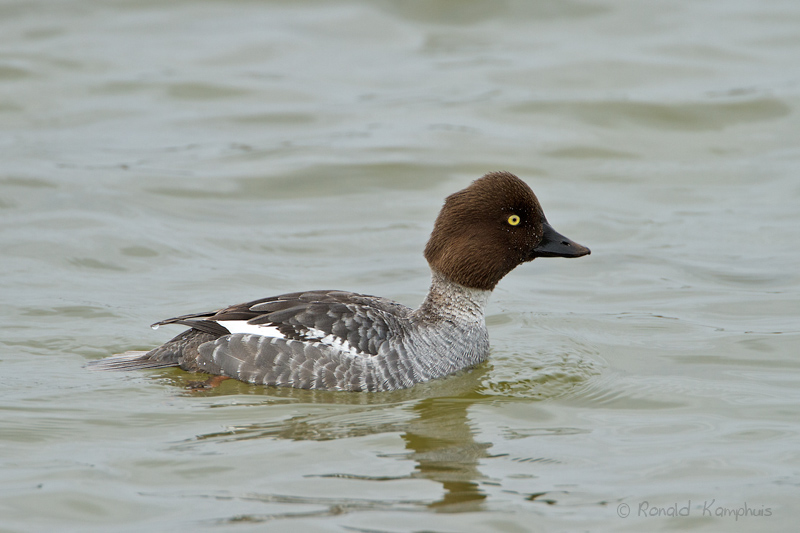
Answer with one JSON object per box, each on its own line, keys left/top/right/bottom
{"left": 215, "top": 322, "right": 362, "bottom": 357}
{"left": 305, "top": 327, "right": 360, "bottom": 356}
{"left": 216, "top": 321, "right": 285, "bottom": 338}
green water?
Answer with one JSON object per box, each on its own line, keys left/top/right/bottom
{"left": 2, "top": 1, "right": 799, "bottom": 531}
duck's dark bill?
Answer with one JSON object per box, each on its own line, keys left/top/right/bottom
{"left": 530, "top": 222, "right": 591, "bottom": 258}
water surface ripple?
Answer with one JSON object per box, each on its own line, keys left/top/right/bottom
{"left": 1, "top": 1, "right": 799, "bottom": 531}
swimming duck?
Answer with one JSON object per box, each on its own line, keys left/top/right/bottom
{"left": 88, "top": 171, "right": 590, "bottom": 391}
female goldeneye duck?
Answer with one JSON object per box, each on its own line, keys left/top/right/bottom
{"left": 88, "top": 171, "right": 590, "bottom": 391}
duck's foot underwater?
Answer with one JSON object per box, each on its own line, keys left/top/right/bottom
{"left": 186, "top": 375, "right": 232, "bottom": 391}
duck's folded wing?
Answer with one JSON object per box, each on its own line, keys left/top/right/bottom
{"left": 202, "top": 290, "right": 412, "bottom": 357}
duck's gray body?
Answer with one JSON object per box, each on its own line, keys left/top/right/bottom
{"left": 95, "top": 273, "right": 490, "bottom": 392}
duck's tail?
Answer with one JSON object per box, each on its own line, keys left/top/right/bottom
{"left": 85, "top": 350, "right": 177, "bottom": 371}
{"left": 86, "top": 328, "right": 220, "bottom": 372}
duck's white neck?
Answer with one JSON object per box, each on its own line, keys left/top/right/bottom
{"left": 414, "top": 269, "right": 491, "bottom": 323}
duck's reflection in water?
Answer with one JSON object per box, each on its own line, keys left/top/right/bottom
{"left": 402, "top": 397, "right": 491, "bottom": 509}
{"left": 169, "top": 366, "right": 497, "bottom": 514}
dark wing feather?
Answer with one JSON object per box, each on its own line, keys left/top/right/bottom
{"left": 151, "top": 310, "right": 231, "bottom": 336}
{"left": 163, "top": 319, "right": 231, "bottom": 336}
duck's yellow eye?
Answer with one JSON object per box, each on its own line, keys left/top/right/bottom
{"left": 507, "top": 214, "right": 521, "bottom": 226}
